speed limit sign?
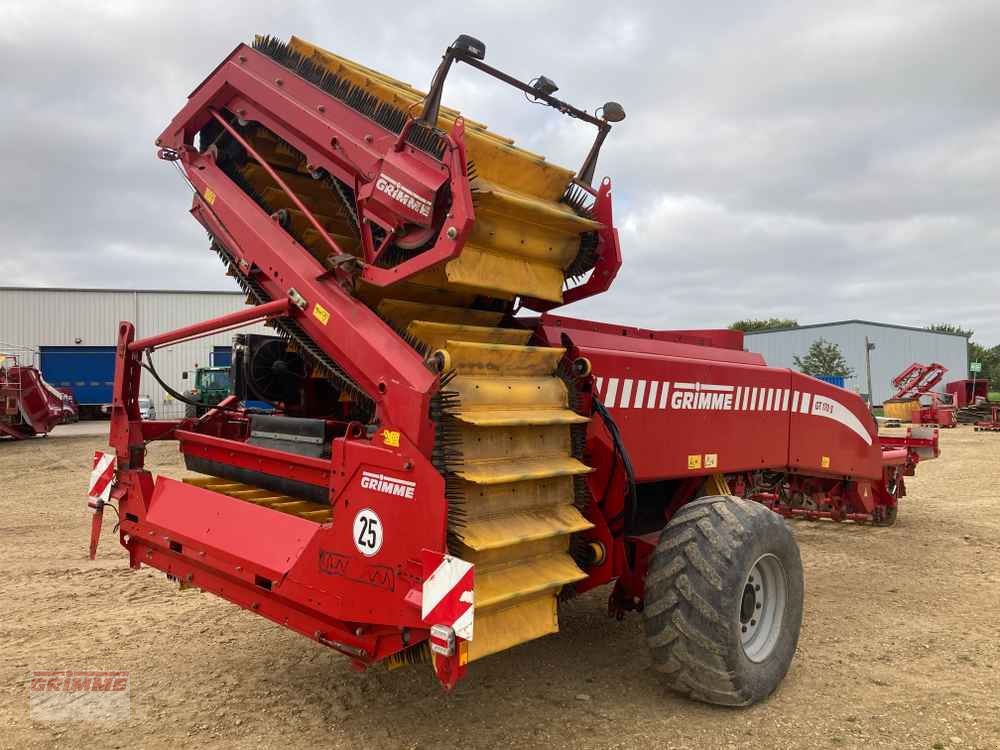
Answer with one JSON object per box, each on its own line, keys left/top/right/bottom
{"left": 352, "top": 508, "right": 384, "bottom": 557}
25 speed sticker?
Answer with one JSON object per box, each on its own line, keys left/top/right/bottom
{"left": 353, "top": 508, "right": 384, "bottom": 557}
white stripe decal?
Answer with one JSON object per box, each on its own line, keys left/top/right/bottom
{"left": 605, "top": 378, "right": 619, "bottom": 407}
{"left": 764, "top": 388, "right": 774, "bottom": 411}
{"left": 659, "top": 382, "right": 671, "bottom": 408}
{"left": 791, "top": 391, "right": 800, "bottom": 412}
{"left": 800, "top": 393, "right": 812, "bottom": 414}
{"left": 734, "top": 386, "right": 742, "bottom": 410}
{"left": 619, "top": 379, "right": 633, "bottom": 408}
{"left": 742, "top": 386, "right": 751, "bottom": 410}
{"left": 595, "top": 377, "right": 604, "bottom": 396}
{"left": 781, "top": 388, "right": 790, "bottom": 411}
{"left": 633, "top": 379, "right": 647, "bottom": 408}
{"left": 811, "top": 395, "right": 873, "bottom": 446}
{"left": 750, "top": 387, "right": 758, "bottom": 410}
{"left": 646, "top": 380, "right": 659, "bottom": 408}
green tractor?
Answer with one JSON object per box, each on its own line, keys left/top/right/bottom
{"left": 183, "top": 366, "right": 231, "bottom": 417}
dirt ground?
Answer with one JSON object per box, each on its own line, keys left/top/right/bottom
{"left": 2, "top": 427, "right": 999, "bottom": 750}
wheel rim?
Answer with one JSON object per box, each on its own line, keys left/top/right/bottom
{"left": 738, "top": 553, "right": 787, "bottom": 663}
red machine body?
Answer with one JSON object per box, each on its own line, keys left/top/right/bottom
{"left": 0, "top": 354, "right": 74, "bottom": 439}
{"left": 91, "top": 36, "right": 940, "bottom": 690}
{"left": 888, "top": 362, "right": 957, "bottom": 427}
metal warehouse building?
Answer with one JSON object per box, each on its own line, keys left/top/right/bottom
{"left": 744, "top": 320, "right": 968, "bottom": 406}
{"left": 0, "top": 287, "right": 264, "bottom": 419}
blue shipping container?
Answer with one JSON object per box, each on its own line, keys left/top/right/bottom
{"left": 815, "top": 374, "right": 846, "bottom": 388}
{"left": 39, "top": 346, "right": 116, "bottom": 404}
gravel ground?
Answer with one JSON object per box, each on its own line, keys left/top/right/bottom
{"left": 2, "top": 426, "right": 999, "bottom": 749}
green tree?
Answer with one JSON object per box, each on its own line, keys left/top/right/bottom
{"left": 793, "top": 338, "right": 854, "bottom": 377}
{"left": 729, "top": 318, "right": 799, "bottom": 332}
{"left": 927, "top": 323, "right": 973, "bottom": 338}
{"left": 927, "top": 324, "right": 999, "bottom": 387}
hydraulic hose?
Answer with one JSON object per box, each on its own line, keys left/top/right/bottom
{"left": 592, "top": 397, "right": 638, "bottom": 535}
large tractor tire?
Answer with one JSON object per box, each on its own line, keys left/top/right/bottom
{"left": 644, "top": 495, "right": 803, "bottom": 706}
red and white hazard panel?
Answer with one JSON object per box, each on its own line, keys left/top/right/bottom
{"left": 421, "top": 550, "right": 474, "bottom": 642}
{"left": 88, "top": 451, "right": 116, "bottom": 506}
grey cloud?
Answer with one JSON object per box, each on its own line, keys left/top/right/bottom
{"left": 1, "top": 0, "right": 997, "bottom": 342}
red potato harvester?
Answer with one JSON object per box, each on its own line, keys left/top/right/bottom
{"left": 87, "top": 34, "right": 939, "bottom": 705}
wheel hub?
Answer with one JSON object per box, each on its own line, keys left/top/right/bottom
{"left": 739, "top": 553, "right": 788, "bottom": 663}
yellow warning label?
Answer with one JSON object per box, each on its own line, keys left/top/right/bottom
{"left": 704, "top": 453, "right": 718, "bottom": 469}
{"left": 459, "top": 639, "right": 469, "bottom": 666}
{"left": 313, "top": 303, "right": 330, "bottom": 326}
{"left": 203, "top": 187, "right": 216, "bottom": 205}
{"left": 687, "top": 454, "right": 702, "bottom": 470}
{"left": 382, "top": 429, "right": 401, "bottom": 448}
{"left": 821, "top": 455, "right": 831, "bottom": 468}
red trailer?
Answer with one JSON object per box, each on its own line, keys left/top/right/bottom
{"left": 88, "top": 35, "right": 938, "bottom": 706}
{"left": 947, "top": 378, "right": 990, "bottom": 408}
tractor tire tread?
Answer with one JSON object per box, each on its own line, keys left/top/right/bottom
{"left": 644, "top": 495, "right": 803, "bottom": 707}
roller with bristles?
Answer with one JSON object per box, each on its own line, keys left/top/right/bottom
{"left": 252, "top": 35, "right": 446, "bottom": 160}
{"left": 429, "top": 371, "right": 466, "bottom": 549}
{"left": 565, "top": 231, "right": 600, "bottom": 281}
{"left": 384, "top": 641, "right": 431, "bottom": 670}
{"left": 561, "top": 183, "right": 595, "bottom": 218}
{"left": 372, "top": 309, "right": 431, "bottom": 359}
{"left": 208, "top": 238, "right": 373, "bottom": 417}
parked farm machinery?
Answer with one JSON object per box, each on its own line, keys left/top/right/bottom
{"left": 89, "top": 35, "right": 939, "bottom": 706}
{"left": 973, "top": 406, "right": 1000, "bottom": 432}
{"left": 0, "top": 351, "right": 76, "bottom": 439}
{"left": 885, "top": 362, "right": 956, "bottom": 427}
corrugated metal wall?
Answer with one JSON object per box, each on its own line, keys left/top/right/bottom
{"left": 0, "top": 287, "right": 268, "bottom": 418}
{"left": 745, "top": 321, "right": 968, "bottom": 405}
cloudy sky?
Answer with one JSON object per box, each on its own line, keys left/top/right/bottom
{"left": 3, "top": 1, "right": 998, "bottom": 342}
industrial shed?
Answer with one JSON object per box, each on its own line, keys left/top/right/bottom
{"left": 0, "top": 287, "right": 265, "bottom": 418}
{"left": 744, "top": 320, "right": 969, "bottom": 405}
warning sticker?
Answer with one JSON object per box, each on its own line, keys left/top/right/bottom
{"left": 821, "top": 455, "right": 831, "bottom": 469}
{"left": 687, "top": 454, "right": 702, "bottom": 470}
{"left": 382, "top": 429, "right": 401, "bottom": 448}
{"left": 313, "top": 303, "right": 330, "bottom": 326}
{"left": 203, "top": 187, "right": 216, "bottom": 205}
{"left": 704, "top": 453, "right": 718, "bottom": 469}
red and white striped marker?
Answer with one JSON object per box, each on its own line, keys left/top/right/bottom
{"left": 88, "top": 451, "right": 116, "bottom": 504}
{"left": 87, "top": 451, "right": 116, "bottom": 560}
{"left": 421, "top": 550, "right": 474, "bottom": 641}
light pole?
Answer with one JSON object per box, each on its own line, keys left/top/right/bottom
{"left": 865, "top": 336, "right": 876, "bottom": 410}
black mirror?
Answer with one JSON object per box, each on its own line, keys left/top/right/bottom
{"left": 453, "top": 34, "right": 486, "bottom": 60}
{"left": 532, "top": 76, "right": 559, "bottom": 96}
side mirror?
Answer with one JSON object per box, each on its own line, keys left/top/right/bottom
{"left": 181, "top": 371, "right": 189, "bottom": 380}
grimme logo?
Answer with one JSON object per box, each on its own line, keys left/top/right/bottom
{"left": 30, "top": 670, "right": 131, "bottom": 720}
{"left": 360, "top": 470, "right": 416, "bottom": 499}
{"left": 375, "top": 174, "right": 432, "bottom": 217}
{"left": 671, "top": 382, "right": 735, "bottom": 410}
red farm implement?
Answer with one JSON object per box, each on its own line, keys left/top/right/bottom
{"left": 0, "top": 351, "right": 75, "bottom": 439}
{"left": 89, "top": 35, "right": 939, "bottom": 706}
{"left": 974, "top": 406, "right": 1000, "bottom": 432}
{"left": 886, "top": 362, "right": 956, "bottom": 427}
